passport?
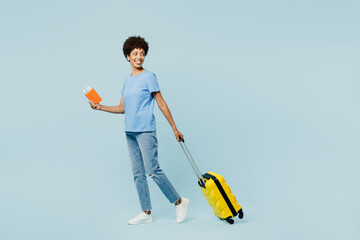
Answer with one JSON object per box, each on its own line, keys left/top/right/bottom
{"left": 84, "top": 86, "right": 102, "bottom": 104}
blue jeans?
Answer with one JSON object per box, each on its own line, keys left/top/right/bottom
{"left": 125, "top": 131, "right": 180, "bottom": 211}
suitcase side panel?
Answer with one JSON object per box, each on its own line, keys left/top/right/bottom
{"left": 201, "top": 179, "right": 225, "bottom": 218}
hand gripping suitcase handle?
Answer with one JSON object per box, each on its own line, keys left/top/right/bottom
{"left": 179, "top": 137, "right": 205, "bottom": 186}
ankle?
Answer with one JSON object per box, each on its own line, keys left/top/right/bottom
{"left": 143, "top": 210, "right": 151, "bottom": 215}
{"left": 174, "top": 197, "right": 182, "bottom": 206}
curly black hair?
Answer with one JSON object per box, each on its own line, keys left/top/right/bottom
{"left": 122, "top": 36, "right": 149, "bottom": 61}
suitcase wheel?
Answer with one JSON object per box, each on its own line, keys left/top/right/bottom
{"left": 225, "top": 218, "right": 234, "bottom": 224}
{"left": 238, "top": 209, "right": 244, "bottom": 219}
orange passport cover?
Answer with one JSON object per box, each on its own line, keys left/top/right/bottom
{"left": 85, "top": 88, "right": 102, "bottom": 104}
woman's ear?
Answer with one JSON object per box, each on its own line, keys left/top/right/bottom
{"left": 127, "top": 55, "right": 130, "bottom": 62}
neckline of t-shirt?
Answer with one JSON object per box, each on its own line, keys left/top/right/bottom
{"left": 130, "top": 69, "right": 147, "bottom": 78}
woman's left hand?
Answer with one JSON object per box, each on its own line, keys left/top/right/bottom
{"left": 174, "top": 129, "right": 183, "bottom": 142}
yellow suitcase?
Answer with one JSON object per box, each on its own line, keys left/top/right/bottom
{"left": 180, "top": 138, "right": 244, "bottom": 224}
{"left": 199, "top": 172, "right": 243, "bottom": 223}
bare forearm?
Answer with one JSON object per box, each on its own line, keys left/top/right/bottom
{"left": 159, "top": 102, "right": 177, "bottom": 131}
{"left": 153, "top": 92, "right": 183, "bottom": 141}
{"left": 99, "top": 105, "right": 124, "bottom": 114}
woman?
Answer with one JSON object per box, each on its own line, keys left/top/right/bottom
{"left": 89, "top": 36, "right": 189, "bottom": 225}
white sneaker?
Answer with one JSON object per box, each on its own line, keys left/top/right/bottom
{"left": 128, "top": 212, "right": 153, "bottom": 225}
{"left": 175, "top": 197, "right": 190, "bottom": 223}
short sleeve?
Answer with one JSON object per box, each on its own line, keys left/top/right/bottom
{"left": 147, "top": 73, "right": 160, "bottom": 93}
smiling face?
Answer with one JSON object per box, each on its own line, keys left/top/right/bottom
{"left": 127, "top": 48, "right": 145, "bottom": 69}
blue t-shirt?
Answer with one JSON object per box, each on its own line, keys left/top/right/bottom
{"left": 121, "top": 69, "right": 160, "bottom": 132}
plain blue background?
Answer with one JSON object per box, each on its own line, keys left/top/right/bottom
{"left": 1, "top": 0, "right": 359, "bottom": 239}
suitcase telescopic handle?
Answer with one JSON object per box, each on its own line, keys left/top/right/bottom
{"left": 179, "top": 137, "right": 205, "bottom": 186}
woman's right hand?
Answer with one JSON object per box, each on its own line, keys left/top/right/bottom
{"left": 89, "top": 100, "right": 102, "bottom": 110}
